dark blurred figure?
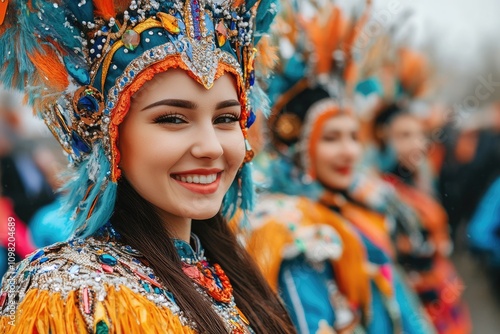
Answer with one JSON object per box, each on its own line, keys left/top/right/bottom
{"left": 439, "top": 104, "right": 500, "bottom": 239}
{"left": 0, "top": 90, "right": 56, "bottom": 224}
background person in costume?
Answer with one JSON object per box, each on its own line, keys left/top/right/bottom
{"left": 0, "top": 0, "right": 296, "bottom": 333}
{"left": 243, "top": 98, "right": 372, "bottom": 333}
{"left": 246, "top": 0, "right": 433, "bottom": 332}
{"left": 373, "top": 103, "right": 471, "bottom": 334}
{"left": 269, "top": 90, "right": 435, "bottom": 334}
{"left": 353, "top": 34, "right": 471, "bottom": 333}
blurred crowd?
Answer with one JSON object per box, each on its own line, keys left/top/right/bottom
{"left": 1, "top": 0, "right": 500, "bottom": 333}
{"left": 0, "top": 90, "right": 71, "bottom": 275}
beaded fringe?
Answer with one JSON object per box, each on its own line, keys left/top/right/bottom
{"left": 0, "top": 285, "right": 195, "bottom": 334}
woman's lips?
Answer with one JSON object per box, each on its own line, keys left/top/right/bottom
{"left": 334, "top": 167, "right": 352, "bottom": 176}
{"left": 171, "top": 171, "right": 222, "bottom": 194}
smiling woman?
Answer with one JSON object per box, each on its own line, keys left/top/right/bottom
{"left": 0, "top": 0, "right": 295, "bottom": 333}
{"left": 118, "top": 70, "right": 245, "bottom": 241}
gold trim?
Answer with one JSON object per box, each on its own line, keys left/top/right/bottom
{"left": 99, "top": 18, "right": 165, "bottom": 92}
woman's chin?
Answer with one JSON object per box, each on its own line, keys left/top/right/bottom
{"left": 189, "top": 208, "right": 221, "bottom": 221}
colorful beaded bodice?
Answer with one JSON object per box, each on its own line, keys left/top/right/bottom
{"left": 0, "top": 224, "right": 253, "bottom": 333}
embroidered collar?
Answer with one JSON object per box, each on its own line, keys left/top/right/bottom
{"left": 173, "top": 234, "right": 205, "bottom": 264}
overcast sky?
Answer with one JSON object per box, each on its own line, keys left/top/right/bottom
{"left": 371, "top": 0, "right": 500, "bottom": 102}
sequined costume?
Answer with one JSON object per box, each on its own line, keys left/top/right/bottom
{"left": 245, "top": 192, "right": 370, "bottom": 334}
{"left": 243, "top": 0, "right": 435, "bottom": 331}
{"left": 0, "top": 0, "right": 283, "bottom": 332}
{"left": 354, "top": 45, "right": 472, "bottom": 333}
{"left": 383, "top": 173, "right": 471, "bottom": 334}
{"left": 0, "top": 224, "right": 253, "bottom": 333}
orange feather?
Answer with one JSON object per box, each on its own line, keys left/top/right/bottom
{"left": 398, "top": 48, "right": 429, "bottom": 98}
{"left": 255, "top": 35, "right": 279, "bottom": 76}
{"left": 93, "top": 0, "right": 117, "bottom": 20}
{"left": 113, "top": 0, "right": 131, "bottom": 13}
{"left": 232, "top": 0, "right": 245, "bottom": 9}
{"left": 28, "top": 45, "right": 69, "bottom": 92}
{"left": 300, "top": 5, "right": 348, "bottom": 75}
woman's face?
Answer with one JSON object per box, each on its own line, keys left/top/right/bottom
{"left": 388, "top": 113, "right": 428, "bottom": 171}
{"left": 119, "top": 69, "right": 245, "bottom": 227}
{"left": 313, "top": 114, "right": 361, "bottom": 191}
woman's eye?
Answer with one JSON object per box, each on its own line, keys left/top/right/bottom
{"left": 215, "top": 114, "right": 239, "bottom": 124}
{"left": 154, "top": 114, "right": 187, "bottom": 124}
{"left": 322, "top": 135, "right": 339, "bottom": 142}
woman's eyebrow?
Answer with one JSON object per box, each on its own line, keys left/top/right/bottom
{"left": 216, "top": 99, "right": 241, "bottom": 110}
{"left": 141, "top": 99, "right": 198, "bottom": 111}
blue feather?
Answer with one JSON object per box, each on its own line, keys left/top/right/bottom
{"left": 239, "top": 162, "right": 255, "bottom": 211}
{"left": 222, "top": 176, "right": 239, "bottom": 219}
{"left": 59, "top": 144, "right": 116, "bottom": 237}
{"left": 66, "top": 0, "right": 95, "bottom": 24}
{"left": 249, "top": 81, "right": 271, "bottom": 118}
{"left": 254, "top": 0, "right": 280, "bottom": 44}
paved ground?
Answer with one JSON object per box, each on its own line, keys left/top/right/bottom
{"left": 451, "top": 224, "right": 500, "bottom": 334}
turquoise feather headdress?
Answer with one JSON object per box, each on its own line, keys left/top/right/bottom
{"left": 0, "top": 0, "right": 279, "bottom": 236}
{"left": 254, "top": 0, "right": 370, "bottom": 196}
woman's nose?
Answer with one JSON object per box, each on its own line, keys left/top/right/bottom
{"left": 191, "top": 123, "right": 224, "bottom": 160}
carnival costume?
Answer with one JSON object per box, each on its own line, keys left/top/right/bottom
{"left": 248, "top": 0, "right": 436, "bottom": 332}
{"left": 245, "top": 189, "right": 371, "bottom": 334}
{"left": 380, "top": 135, "right": 472, "bottom": 333}
{"left": 354, "top": 46, "right": 471, "bottom": 334}
{"left": 0, "top": 0, "right": 279, "bottom": 332}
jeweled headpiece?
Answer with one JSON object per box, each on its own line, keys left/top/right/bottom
{"left": 265, "top": 0, "right": 369, "bottom": 176}
{"left": 266, "top": 0, "right": 369, "bottom": 141}
{"left": 0, "top": 0, "right": 279, "bottom": 236}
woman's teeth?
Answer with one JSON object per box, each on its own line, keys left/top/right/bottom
{"left": 174, "top": 174, "right": 218, "bottom": 184}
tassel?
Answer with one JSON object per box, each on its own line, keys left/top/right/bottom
{"left": 245, "top": 220, "right": 294, "bottom": 291}
{"left": 239, "top": 162, "right": 255, "bottom": 212}
{"left": 222, "top": 177, "right": 239, "bottom": 219}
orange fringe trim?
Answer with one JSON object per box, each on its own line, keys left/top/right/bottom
{"left": 0, "top": 285, "right": 195, "bottom": 334}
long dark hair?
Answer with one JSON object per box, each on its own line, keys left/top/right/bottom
{"left": 111, "top": 178, "right": 296, "bottom": 333}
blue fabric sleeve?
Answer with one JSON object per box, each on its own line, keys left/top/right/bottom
{"left": 467, "top": 177, "right": 500, "bottom": 262}
{"left": 393, "top": 269, "right": 436, "bottom": 334}
{"left": 367, "top": 281, "right": 393, "bottom": 334}
{"left": 278, "top": 257, "right": 336, "bottom": 334}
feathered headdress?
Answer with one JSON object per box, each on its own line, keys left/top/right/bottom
{"left": 265, "top": 0, "right": 370, "bottom": 146}
{"left": 0, "top": 0, "right": 279, "bottom": 236}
